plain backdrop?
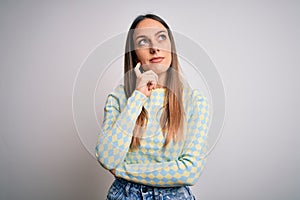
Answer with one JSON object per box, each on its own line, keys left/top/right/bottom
{"left": 0, "top": 1, "right": 299, "bottom": 200}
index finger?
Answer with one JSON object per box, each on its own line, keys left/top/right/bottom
{"left": 134, "top": 62, "right": 142, "bottom": 77}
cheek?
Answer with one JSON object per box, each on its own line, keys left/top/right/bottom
{"left": 135, "top": 49, "right": 148, "bottom": 63}
{"left": 163, "top": 50, "right": 172, "bottom": 66}
{"left": 162, "top": 42, "right": 172, "bottom": 64}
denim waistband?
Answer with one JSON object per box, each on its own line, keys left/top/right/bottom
{"left": 108, "top": 177, "right": 195, "bottom": 200}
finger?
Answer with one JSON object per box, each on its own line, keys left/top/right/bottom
{"left": 142, "top": 70, "right": 158, "bottom": 82}
{"left": 140, "top": 72, "right": 158, "bottom": 82}
{"left": 148, "top": 83, "right": 155, "bottom": 91}
{"left": 138, "top": 75, "right": 157, "bottom": 88}
{"left": 134, "top": 62, "right": 142, "bottom": 77}
{"left": 152, "top": 81, "right": 157, "bottom": 89}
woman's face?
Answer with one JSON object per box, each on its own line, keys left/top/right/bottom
{"left": 133, "top": 18, "right": 172, "bottom": 75}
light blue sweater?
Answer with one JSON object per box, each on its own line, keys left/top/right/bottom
{"left": 96, "top": 85, "right": 210, "bottom": 187}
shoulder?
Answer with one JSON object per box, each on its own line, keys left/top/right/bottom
{"left": 111, "top": 84, "right": 126, "bottom": 97}
{"left": 182, "top": 86, "right": 209, "bottom": 116}
{"left": 105, "top": 84, "right": 127, "bottom": 105}
{"left": 183, "top": 86, "right": 208, "bottom": 105}
{"left": 191, "top": 89, "right": 208, "bottom": 104}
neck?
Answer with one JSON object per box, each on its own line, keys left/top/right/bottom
{"left": 156, "top": 71, "right": 168, "bottom": 88}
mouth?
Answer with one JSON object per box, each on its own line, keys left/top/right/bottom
{"left": 150, "top": 57, "right": 164, "bottom": 63}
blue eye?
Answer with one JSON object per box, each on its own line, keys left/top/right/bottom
{"left": 158, "top": 34, "right": 167, "bottom": 41}
{"left": 138, "top": 39, "right": 148, "bottom": 46}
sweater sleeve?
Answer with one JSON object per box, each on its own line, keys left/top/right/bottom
{"left": 95, "top": 87, "right": 148, "bottom": 170}
{"left": 114, "top": 90, "right": 210, "bottom": 187}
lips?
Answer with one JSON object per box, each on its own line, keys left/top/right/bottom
{"left": 150, "top": 57, "right": 164, "bottom": 63}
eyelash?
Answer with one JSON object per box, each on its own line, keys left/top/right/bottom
{"left": 137, "top": 34, "right": 167, "bottom": 47}
{"left": 158, "top": 34, "right": 167, "bottom": 41}
{"left": 138, "top": 39, "right": 148, "bottom": 46}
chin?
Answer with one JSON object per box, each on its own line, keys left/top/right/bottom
{"left": 151, "top": 63, "right": 169, "bottom": 73}
{"left": 155, "top": 69, "right": 169, "bottom": 75}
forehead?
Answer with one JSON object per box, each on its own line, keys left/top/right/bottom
{"left": 133, "top": 18, "right": 167, "bottom": 37}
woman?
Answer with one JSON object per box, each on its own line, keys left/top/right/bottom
{"left": 95, "top": 14, "right": 210, "bottom": 200}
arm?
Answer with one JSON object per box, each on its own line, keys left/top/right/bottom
{"left": 114, "top": 90, "right": 210, "bottom": 187}
{"left": 95, "top": 86, "right": 148, "bottom": 170}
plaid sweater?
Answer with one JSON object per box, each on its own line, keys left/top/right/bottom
{"left": 95, "top": 85, "right": 210, "bottom": 187}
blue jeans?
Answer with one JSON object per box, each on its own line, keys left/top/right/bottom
{"left": 106, "top": 177, "right": 196, "bottom": 200}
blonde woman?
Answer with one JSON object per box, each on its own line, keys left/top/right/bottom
{"left": 96, "top": 14, "right": 210, "bottom": 199}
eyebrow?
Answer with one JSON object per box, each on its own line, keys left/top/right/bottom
{"left": 135, "top": 30, "right": 167, "bottom": 41}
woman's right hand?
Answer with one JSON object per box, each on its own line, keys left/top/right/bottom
{"left": 134, "top": 63, "right": 158, "bottom": 97}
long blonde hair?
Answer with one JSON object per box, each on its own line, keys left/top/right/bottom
{"left": 124, "top": 14, "right": 184, "bottom": 149}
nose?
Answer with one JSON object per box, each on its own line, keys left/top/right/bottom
{"left": 149, "top": 42, "right": 160, "bottom": 54}
{"left": 149, "top": 46, "right": 160, "bottom": 54}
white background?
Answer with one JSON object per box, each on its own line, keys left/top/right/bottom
{"left": 0, "top": 1, "right": 299, "bottom": 199}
